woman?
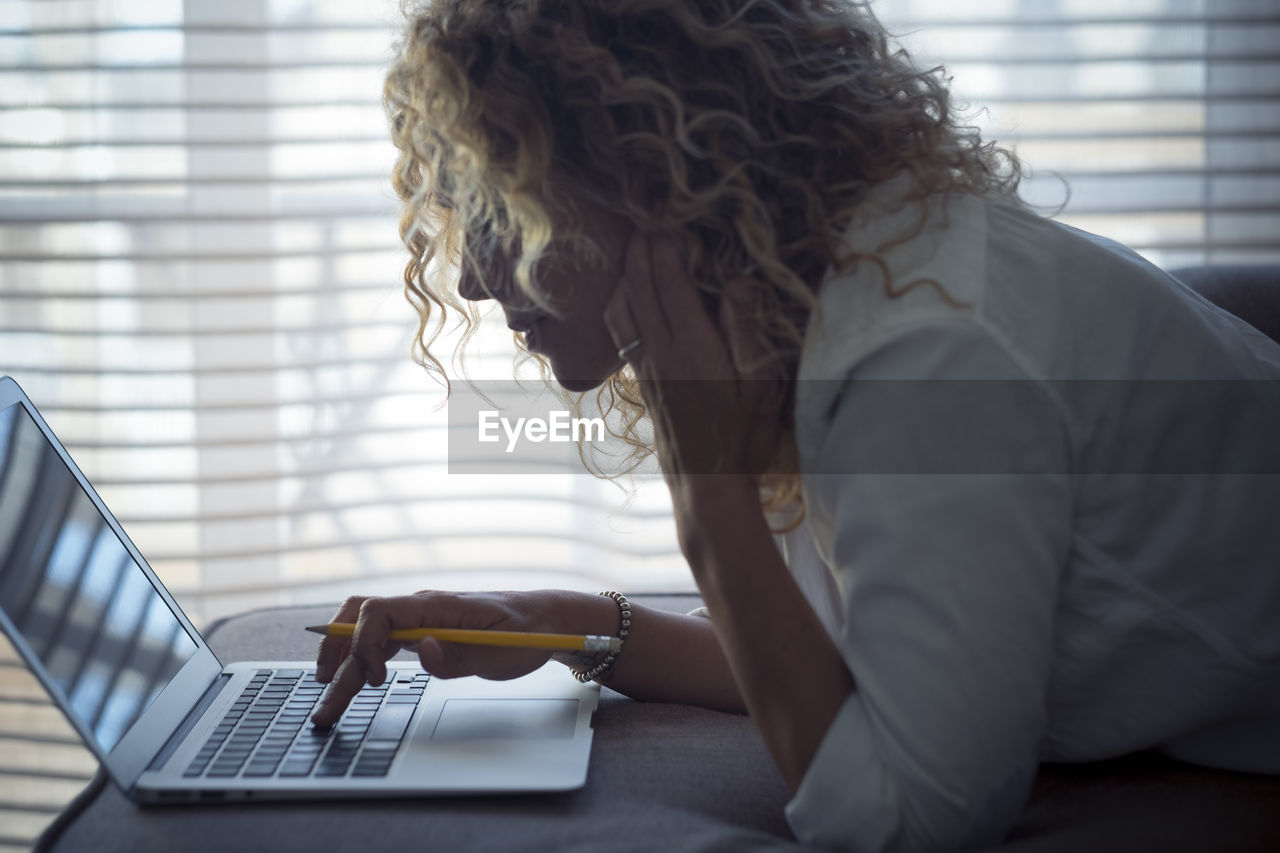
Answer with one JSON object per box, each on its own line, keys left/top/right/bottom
{"left": 312, "top": 1, "right": 1280, "bottom": 849}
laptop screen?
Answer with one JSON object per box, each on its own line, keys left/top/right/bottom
{"left": 0, "top": 401, "right": 198, "bottom": 751}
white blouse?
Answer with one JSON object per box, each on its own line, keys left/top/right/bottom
{"left": 779, "top": 175, "right": 1280, "bottom": 851}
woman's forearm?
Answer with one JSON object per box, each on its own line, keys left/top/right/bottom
{"left": 672, "top": 477, "right": 856, "bottom": 789}
{"left": 539, "top": 589, "right": 746, "bottom": 713}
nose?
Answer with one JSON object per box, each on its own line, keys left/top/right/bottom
{"left": 457, "top": 263, "right": 491, "bottom": 302}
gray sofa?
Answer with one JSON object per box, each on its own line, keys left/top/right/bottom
{"left": 38, "top": 596, "right": 1280, "bottom": 853}
{"left": 36, "top": 267, "right": 1280, "bottom": 852}
{"left": 1170, "top": 265, "right": 1280, "bottom": 345}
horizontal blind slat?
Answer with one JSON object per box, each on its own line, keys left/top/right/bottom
{"left": 143, "top": 529, "right": 684, "bottom": 566}
{"left": 7, "top": 13, "right": 1280, "bottom": 35}
{"left": 0, "top": 245, "right": 400, "bottom": 261}
{"left": 6, "top": 164, "right": 1277, "bottom": 193}
{"left": 11, "top": 52, "right": 1280, "bottom": 71}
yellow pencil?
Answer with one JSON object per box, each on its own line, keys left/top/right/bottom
{"left": 304, "top": 623, "right": 621, "bottom": 653}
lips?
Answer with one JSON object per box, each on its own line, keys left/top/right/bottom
{"left": 506, "top": 314, "right": 544, "bottom": 351}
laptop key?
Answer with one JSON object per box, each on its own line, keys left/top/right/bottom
{"left": 366, "top": 703, "right": 415, "bottom": 743}
{"left": 278, "top": 762, "right": 316, "bottom": 777}
{"left": 248, "top": 761, "right": 286, "bottom": 775}
{"left": 351, "top": 763, "right": 393, "bottom": 777}
{"left": 312, "top": 758, "right": 348, "bottom": 773}
{"left": 315, "top": 761, "right": 353, "bottom": 777}
{"left": 353, "top": 748, "right": 396, "bottom": 775}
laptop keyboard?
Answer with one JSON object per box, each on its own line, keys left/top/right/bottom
{"left": 183, "top": 668, "right": 429, "bottom": 780}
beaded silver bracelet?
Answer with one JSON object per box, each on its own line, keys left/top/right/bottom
{"left": 572, "top": 591, "right": 630, "bottom": 683}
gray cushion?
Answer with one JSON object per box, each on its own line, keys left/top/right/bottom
{"left": 1172, "top": 265, "right": 1280, "bottom": 345}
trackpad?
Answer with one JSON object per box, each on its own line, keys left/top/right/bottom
{"left": 430, "top": 698, "right": 578, "bottom": 741}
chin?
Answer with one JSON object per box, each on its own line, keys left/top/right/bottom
{"left": 548, "top": 356, "right": 613, "bottom": 393}
{"left": 553, "top": 373, "right": 608, "bottom": 393}
{"left": 543, "top": 345, "right": 619, "bottom": 393}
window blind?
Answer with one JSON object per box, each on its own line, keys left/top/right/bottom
{"left": 877, "top": 0, "right": 1280, "bottom": 268}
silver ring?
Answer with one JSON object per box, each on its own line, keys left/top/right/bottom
{"left": 617, "top": 338, "right": 643, "bottom": 360}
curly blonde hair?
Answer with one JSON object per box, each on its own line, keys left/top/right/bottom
{"left": 385, "top": 0, "right": 1023, "bottom": 516}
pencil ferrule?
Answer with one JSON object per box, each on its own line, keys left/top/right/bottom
{"left": 582, "top": 635, "right": 622, "bottom": 653}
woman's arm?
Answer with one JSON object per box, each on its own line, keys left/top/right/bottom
{"left": 598, "top": 229, "right": 855, "bottom": 788}
{"left": 672, "top": 477, "right": 854, "bottom": 789}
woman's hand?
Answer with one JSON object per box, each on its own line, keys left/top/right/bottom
{"left": 603, "top": 231, "right": 783, "bottom": 484}
{"left": 311, "top": 590, "right": 555, "bottom": 726}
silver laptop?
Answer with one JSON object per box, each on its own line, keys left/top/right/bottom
{"left": 0, "top": 376, "right": 599, "bottom": 803}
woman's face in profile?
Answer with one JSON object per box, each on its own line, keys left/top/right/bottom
{"left": 458, "top": 186, "right": 635, "bottom": 392}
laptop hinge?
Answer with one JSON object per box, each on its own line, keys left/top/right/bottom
{"left": 147, "top": 673, "right": 230, "bottom": 772}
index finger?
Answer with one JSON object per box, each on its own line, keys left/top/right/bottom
{"left": 618, "top": 229, "right": 672, "bottom": 345}
{"left": 649, "top": 234, "right": 712, "bottom": 322}
{"left": 311, "top": 596, "right": 421, "bottom": 727}
{"left": 624, "top": 232, "right": 714, "bottom": 342}
{"left": 311, "top": 653, "right": 368, "bottom": 727}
